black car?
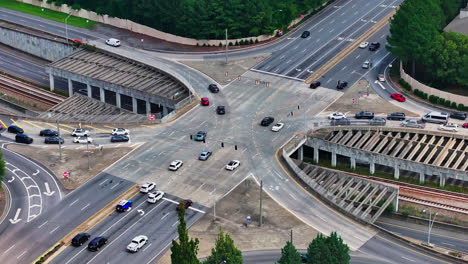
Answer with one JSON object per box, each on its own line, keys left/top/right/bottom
{"left": 45, "top": 136, "right": 64, "bottom": 144}
{"left": 336, "top": 80, "right": 348, "bottom": 89}
{"left": 88, "top": 237, "right": 107, "bottom": 251}
{"left": 8, "top": 125, "right": 24, "bottom": 134}
{"left": 216, "top": 105, "right": 226, "bottom": 115}
{"left": 369, "top": 117, "right": 386, "bottom": 126}
{"left": 208, "top": 84, "right": 219, "bottom": 93}
{"left": 450, "top": 112, "right": 467, "bottom": 120}
{"left": 39, "top": 129, "right": 58, "bottom": 137}
{"left": 72, "top": 233, "right": 91, "bottom": 246}
{"left": 300, "top": 253, "right": 308, "bottom": 263}
{"left": 309, "top": 81, "right": 321, "bottom": 89}
{"left": 369, "top": 42, "right": 380, "bottom": 51}
{"left": 76, "top": 89, "right": 88, "bottom": 95}
{"left": 260, "top": 117, "right": 274, "bottom": 126}
{"left": 331, "top": 118, "right": 351, "bottom": 126}
{"left": 111, "top": 135, "right": 129, "bottom": 142}
{"left": 15, "top": 134, "right": 33, "bottom": 144}
{"left": 301, "top": 31, "right": 310, "bottom": 38}
{"left": 387, "top": 112, "right": 406, "bottom": 121}
{"left": 176, "top": 199, "right": 193, "bottom": 211}
{"left": 355, "top": 111, "right": 374, "bottom": 119}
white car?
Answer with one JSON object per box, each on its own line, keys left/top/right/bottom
{"left": 271, "top": 122, "right": 284, "bottom": 132}
{"left": 438, "top": 123, "right": 458, "bottom": 132}
{"left": 147, "top": 190, "right": 165, "bottom": 204}
{"left": 378, "top": 74, "right": 386, "bottom": 82}
{"left": 106, "top": 38, "right": 121, "bottom": 47}
{"left": 127, "top": 235, "right": 148, "bottom": 252}
{"left": 71, "top": 128, "right": 89, "bottom": 137}
{"left": 225, "top": 160, "right": 240, "bottom": 171}
{"left": 111, "top": 128, "right": 129, "bottom": 135}
{"left": 140, "top": 182, "right": 156, "bottom": 193}
{"left": 169, "top": 160, "right": 183, "bottom": 171}
{"left": 328, "top": 112, "right": 347, "bottom": 120}
{"left": 73, "top": 136, "right": 93, "bottom": 144}
{"left": 359, "top": 42, "right": 369, "bottom": 48}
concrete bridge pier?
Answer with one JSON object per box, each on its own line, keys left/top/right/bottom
{"left": 439, "top": 174, "right": 446, "bottom": 187}
{"left": 331, "top": 149, "right": 337, "bottom": 167}
{"left": 68, "top": 78, "right": 73, "bottom": 97}
{"left": 314, "top": 147, "right": 319, "bottom": 163}
{"left": 49, "top": 73, "right": 55, "bottom": 91}
{"left": 369, "top": 161, "right": 375, "bottom": 175}
{"left": 350, "top": 157, "right": 356, "bottom": 170}
{"left": 394, "top": 164, "right": 400, "bottom": 180}
{"left": 419, "top": 171, "right": 425, "bottom": 184}
{"left": 87, "top": 83, "right": 92, "bottom": 98}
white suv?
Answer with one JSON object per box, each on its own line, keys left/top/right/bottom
{"left": 438, "top": 123, "right": 458, "bottom": 132}
{"left": 71, "top": 128, "right": 89, "bottom": 137}
{"left": 111, "top": 128, "right": 129, "bottom": 135}
{"left": 140, "top": 182, "right": 156, "bottom": 193}
{"left": 168, "top": 160, "right": 183, "bottom": 171}
{"left": 127, "top": 235, "right": 148, "bottom": 252}
{"left": 147, "top": 191, "right": 164, "bottom": 203}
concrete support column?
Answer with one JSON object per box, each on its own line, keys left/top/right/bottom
{"left": 68, "top": 78, "right": 73, "bottom": 97}
{"left": 87, "top": 83, "right": 92, "bottom": 98}
{"left": 146, "top": 99, "right": 151, "bottom": 115}
{"left": 392, "top": 189, "right": 399, "bottom": 212}
{"left": 116, "top": 92, "right": 121, "bottom": 108}
{"left": 162, "top": 106, "right": 168, "bottom": 116}
{"left": 313, "top": 147, "right": 319, "bottom": 163}
{"left": 132, "top": 97, "right": 138, "bottom": 113}
{"left": 99, "top": 87, "right": 105, "bottom": 103}
{"left": 350, "top": 157, "right": 356, "bottom": 170}
{"left": 439, "top": 174, "right": 446, "bottom": 187}
{"left": 394, "top": 164, "right": 400, "bottom": 180}
{"left": 49, "top": 73, "right": 55, "bottom": 91}
{"left": 298, "top": 146, "right": 304, "bottom": 161}
{"left": 331, "top": 150, "right": 337, "bottom": 167}
{"left": 419, "top": 171, "right": 425, "bottom": 184}
{"left": 369, "top": 161, "right": 375, "bottom": 175}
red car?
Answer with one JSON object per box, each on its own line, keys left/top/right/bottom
{"left": 391, "top": 93, "right": 406, "bottom": 102}
{"left": 201, "top": 97, "right": 209, "bottom": 106}
{"left": 462, "top": 123, "right": 468, "bottom": 128}
{"left": 73, "top": 39, "right": 83, "bottom": 44}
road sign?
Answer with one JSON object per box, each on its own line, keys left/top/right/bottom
{"left": 63, "top": 171, "right": 69, "bottom": 178}
{"left": 279, "top": 30, "right": 283, "bottom": 35}
{"left": 247, "top": 215, "right": 251, "bottom": 223}
{"left": 149, "top": 114, "right": 155, "bottom": 120}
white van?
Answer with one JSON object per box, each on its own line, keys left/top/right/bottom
{"left": 105, "top": 38, "right": 121, "bottom": 47}
{"left": 421, "top": 112, "right": 449, "bottom": 124}
{"left": 147, "top": 191, "right": 164, "bottom": 204}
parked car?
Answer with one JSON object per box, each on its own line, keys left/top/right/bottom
{"left": 39, "top": 129, "right": 58, "bottom": 137}
{"left": 355, "top": 111, "right": 374, "bottom": 119}
{"left": 15, "top": 134, "right": 33, "bottom": 144}
{"left": 147, "top": 191, "right": 165, "bottom": 204}
{"left": 378, "top": 74, "right": 385, "bottom": 82}
{"left": 111, "top": 128, "right": 129, "bottom": 135}
{"left": 359, "top": 42, "right": 369, "bottom": 48}
{"left": 225, "top": 160, "right": 240, "bottom": 171}
{"left": 105, "top": 38, "right": 121, "bottom": 47}
{"left": 387, "top": 112, "right": 406, "bottom": 121}
{"left": 73, "top": 136, "right": 93, "bottom": 144}
{"left": 201, "top": 97, "right": 210, "bottom": 106}
{"left": 71, "top": 128, "right": 89, "bottom": 137}
{"left": 450, "top": 112, "right": 467, "bottom": 120}
{"left": 301, "top": 31, "right": 310, "bottom": 38}
{"left": 328, "top": 112, "right": 346, "bottom": 120}
{"left": 110, "top": 135, "right": 129, "bottom": 142}
{"left": 336, "top": 80, "right": 348, "bottom": 89}
{"left": 88, "top": 237, "right": 107, "bottom": 251}
{"left": 8, "top": 125, "right": 23, "bottom": 134}
{"left": 194, "top": 131, "right": 207, "bottom": 141}
{"left": 309, "top": 81, "right": 321, "bottom": 89}
{"left": 362, "top": 60, "right": 372, "bottom": 69}
{"left": 369, "top": 117, "right": 386, "bottom": 126}
{"left": 401, "top": 119, "right": 425, "bottom": 129}
{"left": 45, "top": 136, "right": 64, "bottom": 144}
{"left": 127, "top": 235, "right": 148, "bottom": 253}
{"left": 463, "top": 123, "right": 468, "bottom": 128}
{"left": 199, "top": 151, "right": 212, "bottom": 161}
{"left": 369, "top": 42, "right": 380, "bottom": 51}
{"left": 176, "top": 199, "right": 193, "bottom": 211}
{"left": 331, "top": 118, "right": 351, "bottom": 126}
{"left": 72, "top": 233, "right": 91, "bottom": 246}
{"left": 169, "top": 160, "right": 183, "bottom": 171}
{"left": 216, "top": 106, "right": 226, "bottom": 115}
{"left": 260, "top": 117, "right": 274, "bottom": 126}
{"left": 76, "top": 88, "right": 88, "bottom": 95}
{"left": 208, "top": 84, "right": 219, "bottom": 93}
{"left": 140, "top": 182, "right": 156, "bottom": 193}
{"left": 300, "top": 253, "right": 308, "bottom": 263}
{"left": 116, "top": 200, "right": 132, "bottom": 212}
{"left": 391, "top": 93, "right": 406, "bottom": 102}
{"left": 438, "top": 123, "right": 458, "bottom": 132}
{"left": 271, "top": 122, "right": 284, "bottom": 132}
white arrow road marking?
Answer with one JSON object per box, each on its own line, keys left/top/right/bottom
{"left": 43, "top": 183, "right": 55, "bottom": 196}
{"left": 7, "top": 176, "right": 14, "bottom": 183}
{"left": 375, "top": 80, "right": 386, "bottom": 90}
{"left": 9, "top": 208, "right": 22, "bottom": 224}
{"left": 33, "top": 170, "right": 40, "bottom": 176}
{"left": 137, "top": 209, "right": 145, "bottom": 216}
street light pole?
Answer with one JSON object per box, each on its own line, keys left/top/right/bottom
{"left": 259, "top": 180, "right": 263, "bottom": 226}
{"left": 86, "top": 139, "right": 90, "bottom": 170}
{"left": 213, "top": 184, "right": 216, "bottom": 220}
{"left": 423, "top": 209, "right": 438, "bottom": 245}
{"left": 56, "top": 120, "right": 62, "bottom": 160}
{"left": 65, "top": 13, "right": 72, "bottom": 46}
{"left": 225, "top": 28, "right": 228, "bottom": 64}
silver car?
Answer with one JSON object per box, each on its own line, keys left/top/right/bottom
{"left": 401, "top": 119, "right": 425, "bottom": 129}
{"left": 369, "top": 117, "right": 386, "bottom": 126}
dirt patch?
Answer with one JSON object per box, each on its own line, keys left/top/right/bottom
{"left": 157, "top": 178, "right": 318, "bottom": 264}
{"left": 325, "top": 79, "right": 418, "bottom": 117}
{"left": 7, "top": 144, "right": 135, "bottom": 190}
{"left": 180, "top": 55, "right": 271, "bottom": 85}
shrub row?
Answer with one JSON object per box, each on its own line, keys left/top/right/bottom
{"left": 198, "top": 38, "right": 259, "bottom": 47}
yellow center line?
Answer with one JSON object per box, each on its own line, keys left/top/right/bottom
{"left": 375, "top": 221, "right": 468, "bottom": 242}
{"left": 0, "top": 119, "right": 7, "bottom": 128}
{"left": 141, "top": 125, "right": 156, "bottom": 129}
{"left": 22, "top": 120, "right": 45, "bottom": 130}
{"left": 10, "top": 119, "right": 24, "bottom": 131}
{"left": 59, "top": 123, "right": 76, "bottom": 129}
{"left": 103, "top": 125, "right": 115, "bottom": 129}
{"left": 84, "top": 125, "right": 109, "bottom": 133}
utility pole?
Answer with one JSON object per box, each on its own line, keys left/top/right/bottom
{"left": 65, "top": 13, "right": 72, "bottom": 47}
{"left": 56, "top": 120, "right": 62, "bottom": 160}
{"left": 225, "top": 28, "right": 228, "bottom": 64}
{"left": 213, "top": 184, "right": 216, "bottom": 220}
{"left": 259, "top": 180, "right": 263, "bottom": 226}
{"left": 86, "top": 139, "right": 90, "bottom": 170}
{"left": 290, "top": 229, "right": 293, "bottom": 244}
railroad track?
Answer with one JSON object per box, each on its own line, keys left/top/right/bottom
{"left": 0, "top": 74, "right": 66, "bottom": 106}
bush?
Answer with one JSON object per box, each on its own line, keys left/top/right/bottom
{"left": 458, "top": 104, "right": 465, "bottom": 110}
{"left": 219, "top": 42, "right": 222, "bottom": 47}
{"left": 439, "top": 98, "right": 445, "bottom": 105}
{"left": 249, "top": 39, "right": 254, "bottom": 44}
{"left": 422, "top": 92, "right": 428, "bottom": 99}
{"left": 235, "top": 40, "right": 239, "bottom": 46}
{"left": 444, "top": 100, "right": 451, "bottom": 107}
{"left": 429, "top": 95, "right": 439, "bottom": 104}
{"left": 71, "top": 4, "right": 81, "bottom": 10}
{"left": 202, "top": 43, "right": 207, "bottom": 47}
{"left": 54, "top": 1, "right": 63, "bottom": 7}
{"left": 46, "top": 0, "right": 53, "bottom": 3}
{"left": 196, "top": 43, "right": 199, "bottom": 46}
{"left": 451, "top": 102, "right": 457, "bottom": 109}
{"left": 398, "top": 78, "right": 412, "bottom": 91}
{"left": 255, "top": 39, "right": 259, "bottom": 43}
{"left": 239, "top": 39, "right": 244, "bottom": 45}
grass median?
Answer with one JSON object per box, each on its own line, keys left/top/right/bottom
{"left": 0, "top": 0, "right": 97, "bottom": 29}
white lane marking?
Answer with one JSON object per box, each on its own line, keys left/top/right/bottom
{"left": 4, "top": 244, "right": 15, "bottom": 254}
{"left": 355, "top": 55, "right": 360, "bottom": 59}
{"left": 289, "top": 193, "right": 298, "bottom": 201}
{"left": 286, "top": 60, "right": 292, "bottom": 64}
{"left": 200, "top": 121, "right": 207, "bottom": 126}
{"left": 161, "top": 197, "right": 206, "bottom": 213}
{"left": 142, "top": 243, "right": 152, "bottom": 252}
{"left": 43, "top": 182, "right": 55, "bottom": 196}
{"left": 7, "top": 176, "right": 14, "bottom": 183}
{"left": 442, "top": 242, "right": 455, "bottom": 246}
{"left": 318, "top": 28, "right": 323, "bottom": 32}
{"left": 375, "top": 80, "right": 386, "bottom": 90}
{"left": 81, "top": 203, "right": 90, "bottom": 211}
{"left": 49, "top": 226, "right": 60, "bottom": 234}
{"left": 69, "top": 199, "right": 79, "bottom": 206}
{"left": 329, "top": 28, "right": 335, "bottom": 33}
{"left": 98, "top": 179, "right": 107, "bottom": 185}
{"left": 17, "top": 251, "right": 27, "bottom": 259}
{"left": 9, "top": 208, "right": 22, "bottom": 224}
{"left": 401, "top": 256, "right": 415, "bottom": 262}
{"left": 172, "top": 221, "right": 179, "bottom": 227}
{"left": 341, "top": 66, "right": 347, "bottom": 71}
{"left": 242, "top": 148, "right": 247, "bottom": 153}
{"left": 110, "top": 183, "right": 120, "bottom": 189}
{"left": 38, "top": 221, "right": 48, "bottom": 228}
{"left": 33, "top": 170, "right": 40, "bottom": 176}
{"left": 161, "top": 212, "right": 170, "bottom": 220}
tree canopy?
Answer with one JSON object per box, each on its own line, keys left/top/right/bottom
{"left": 306, "top": 232, "right": 350, "bottom": 264}
{"left": 171, "top": 201, "right": 200, "bottom": 264}
{"left": 277, "top": 241, "right": 302, "bottom": 264}
{"left": 0, "top": 150, "right": 5, "bottom": 187}
{"left": 203, "top": 228, "right": 243, "bottom": 264}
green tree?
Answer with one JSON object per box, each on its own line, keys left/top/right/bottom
{"left": 171, "top": 201, "right": 200, "bottom": 264}
{"left": 203, "top": 228, "right": 242, "bottom": 264}
{"left": 277, "top": 241, "right": 302, "bottom": 264}
{"left": 0, "top": 150, "right": 5, "bottom": 187}
{"left": 307, "top": 232, "right": 349, "bottom": 264}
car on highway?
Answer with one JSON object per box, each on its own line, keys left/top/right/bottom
{"left": 369, "top": 117, "right": 386, "bottom": 126}
{"left": 301, "top": 31, "right": 310, "bottom": 38}
{"left": 88, "top": 237, "right": 107, "bottom": 251}
{"left": 330, "top": 118, "right": 351, "bottom": 126}
{"left": 116, "top": 199, "right": 132, "bottom": 212}
{"left": 147, "top": 190, "right": 165, "bottom": 203}
{"left": 199, "top": 151, "right": 212, "bottom": 161}
{"left": 271, "top": 122, "right": 284, "bottom": 132}
{"left": 225, "top": 160, "right": 240, "bottom": 171}
{"left": 8, "top": 125, "right": 24, "bottom": 134}
{"left": 39, "top": 129, "right": 58, "bottom": 137}
{"left": 176, "top": 199, "right": 193, "bottom": 211}
{"left": 309, "top": 81, "right": 321, "bottom": 89}
{"left": 369, "top": 42, "right": 380, "bottom": 51}
{"left": 359, "top": 42, "right": 369, "bottom": 48}
{"left": 72, "top": 233, "right": 91, "bottom": 246}
{"left": 71, "top": 128, "right": 89, "bottom": 137}
{"left": 260, "top": 117, "right": 275, "bottom": 126}
{"left": 105, "top": 38, "right": 121, "bottom": 47}
{"left": 15, "top": 134, "right": 33, "bottom": 144}
{"left": 73, "top": 39, "right": 83, "bottom": 44}
{"left": 378, "top": 74, "right": 385, "bottom": 82}
{"left": 438, "top": 123, "right": 458, "bottom": 132}
{"left": 140, "top": 182, "right": 156, "bottom": 193}
{"left": 362, "top": 60, "right": 372, "bottom": 69}
{"left": 169, "top": 160, "right": 183, "bottom": 171}
{"left": 127, "top": 235, "right": 148, "bottom": 252}
{"left": 73, "top": 136, "right": 93, "bottom": 144}
{"left": 401, "top": 119, "right": 425, "bottom": 129}
{"left": 208, "top": 84, "right": 219, "bottom": 93}
{"left": 45, "top": 136, "right": 64, "bottom": 144}
{"left": 216, "top": 105, "right": 226, "bottom": 115}
{"left": 355, "top": 111, "right": 374, "bottom": 119}
{"left": 450, "top": 112, "right": 467, "bottom": 120}
{"left": 463, "top": 123, "right": 468, "bottom": 128}
{"left": 111, "top": 135, "right": 129, "bottom": 142}
{"left": 336, "top": 80, "right": 348, "bottom": 89}
{"left": 387, "top": 112, "right": 406, "bottom": 121}
{"left": 391, "top": 93, "right": 406, "bottom": 102}
{"left": 194, "top": 131, "right": 207, "bottom": 141}
{"left": 111, "top": 128, "right": 129, "bottom": 135}
{"left": 201, "top": 97, "right": 210, "bottom": 106}
{"left": 328, "top": 112, "right": 346, "bottom": 120}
